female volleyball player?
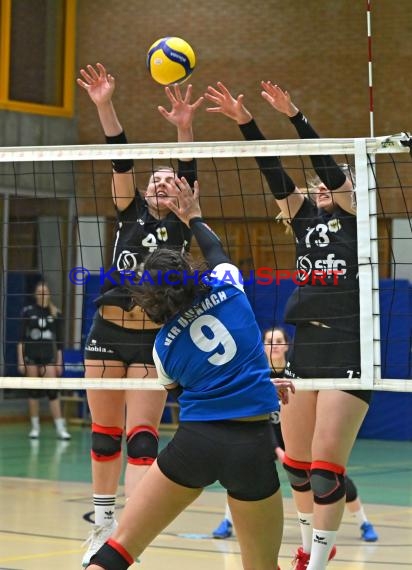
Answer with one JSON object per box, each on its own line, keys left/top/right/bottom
{"left": 86, "top": 177, "right": 294, "bottom": 570}
{"left": 205, "top": 82, "right": 372, "bottom": 569}
{"left": 17, "top": 281, "right": 71, "bottom": 440}
{"left": 77, "top": 62, "right": 203, "bottom": 566}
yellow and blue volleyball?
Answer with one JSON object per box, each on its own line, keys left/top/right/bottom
{"left": 146, "top": 37, "right": 196, "bottom": 86}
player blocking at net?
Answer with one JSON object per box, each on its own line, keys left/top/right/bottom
{"left": 85, "top": 177, "right": 294, "bottom": 570}
{"left": 205, "top": 82, "right": 372, "bottom": 570}
{"left": 76, "top": 62, "right": 203, "bottom": 566}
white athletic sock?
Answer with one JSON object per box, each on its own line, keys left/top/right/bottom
{"left": 93, "top": 494, "right": 116, "bottom": 526}
{"left": 225, "top": 503, "right": 233, "bottom": 524}
{"left": 54, "top": 417, "right": 65, "bottom": 431}
{"left": 31, "top": 416, "right": 40, "bottom": 429}
{"left": 353, "top": 506, "right": 368, "bottom": 526}
{"left": 297, "top": 511, "right": 313, "bottom": 553}
{"left": 306, "top": 528, "right": 337, "bottom": 570}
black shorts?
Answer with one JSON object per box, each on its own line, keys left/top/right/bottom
{"left": 24, "top": 355, "right": 54, "bottom": 366}
{"left": 287, "top": 323, "right": 371, "bottom": 404}
{"left": 27, "top": 390, "right": 59, "bottom": 401}
{"left": 157, "top": 420, "right": 280, "bottom": 501}
{"left": 270, "top": 411, "right": 285, "bottom": 451}
{"left": 84, "top": 312, "right": 157, "bottom": 366}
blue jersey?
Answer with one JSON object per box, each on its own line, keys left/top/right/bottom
{"left": 153, "top": 263, "right": 278, "bottom": 421}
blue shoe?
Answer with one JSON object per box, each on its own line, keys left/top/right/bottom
{"left": 360, "top": 521, "right": 378, "bottom": 542}
{"left": 212, "top": 518, "right": 233, "bottom": 539}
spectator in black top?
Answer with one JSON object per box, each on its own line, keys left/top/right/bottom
{"left": 205, "top": 82, "right": 371, "bottom": 570}
{"left": 17, "top": 281, "right": 70, "bottom": 440}
{"left": 77, "top": 63, "right": 203, "bottom": 566}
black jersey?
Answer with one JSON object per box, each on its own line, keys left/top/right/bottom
{"left": 96, "top": 160, "right": 195, "bottom": 312}
{"left": 270, "top": 368, "right": 286, "bottom": 379}
{"left": 285, "top": 199, "right": 359, "bottom": 333}
{"left": 20, "top": 304, "right": 64, "bottom": 363}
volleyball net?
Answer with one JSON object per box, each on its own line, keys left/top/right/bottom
{"left": 0, "top": 134, "right": 411, "bottom": 392}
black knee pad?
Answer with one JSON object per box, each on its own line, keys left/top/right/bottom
{"left": 310, "top": 460, "right": 346, "bottom": 505}
{"left": 127, "top": 426, "right": 159, "bottom": 465}
{"left": 89, "top": 539, "right": 133, "bottom": 570}
{"left": 283, "top": 455, "right": 311, "bottom": 492}
{"left": 345, "top": 475, "right": 358, "bottom": 503}
{"left": 91, "top": 423, "right": 123, "bottom": 462}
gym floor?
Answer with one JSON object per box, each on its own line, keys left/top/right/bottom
{"left": 0, "top": 422, "right": 411, "bottom": 569}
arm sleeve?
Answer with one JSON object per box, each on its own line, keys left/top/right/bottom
{"left": 188, "top": 217, "right": 230, "bottom": 267}
{"left": 55, "top": 312, "right": 65, "bottom": 351}
{"left": 239, "top": 119, "right": 296, "bottom": 200}
{"left": 289, "top": 111, "right": 347, "bottom": 190}
{"left": 177, "top": 159, "right": 197, "bottom": 188}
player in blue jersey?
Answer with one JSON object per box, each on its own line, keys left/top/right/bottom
{"left": 205, "top": 82, "right": 372, "bottom": 570}
{"left": 86, "top": 178, "right": 294, "bottom": 570}
{"left": 77, "top": 62, "right": 203, "bottom": 566}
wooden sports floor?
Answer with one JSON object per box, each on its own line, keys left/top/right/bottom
{"left": 0, "top": 422, "right": 411, "bottom": 569}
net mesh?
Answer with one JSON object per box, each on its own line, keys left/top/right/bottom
{"left": 0, "top": 134, "right": 411, "bottom": 391}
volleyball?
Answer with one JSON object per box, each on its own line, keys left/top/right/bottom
{"left": 146, "top": 37, "right": 196, "bottom": 86}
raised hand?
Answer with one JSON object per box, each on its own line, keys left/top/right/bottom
{"left": 77, "top": 62, "right": 115, "bottom": 107}
{"left": 157, "top": 84, "right": 203, "bottom": 132}
{"left": 204, "top": 82, "right": 252, "bottom": 125}
{"left": 271, "top": 378, "right": 296, "bottom": 405}
{"left": 164, "top": 178, "right": 201, "bottom": 226}
{"left": 260, "top": 81, "right": 298, "bottom": 117}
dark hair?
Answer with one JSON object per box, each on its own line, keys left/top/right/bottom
{"left": 130, "top": 249, "right": 210, "bottom": 324}
{"left": 262, "top": 326, "right": 290, "bottom": 345}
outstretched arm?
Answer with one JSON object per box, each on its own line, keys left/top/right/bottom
{"left": 165, "top": 178, "right": 229, "bottom": 267}
{"left": 205, "top": 82, "right": 304, "bottom": 220}
{"left": 158, "top": 84, "right": 203, "bottom": 144}
{"left": 77, "top": 63, "right": 135, "bottom": 211}
{"left": 261, "top": 82, "right": 354, "bottom": 213}
{"left": 158, "top": 84, "right": 203, "bottom": 186}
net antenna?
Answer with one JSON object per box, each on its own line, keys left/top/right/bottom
{"left": 366, "top": 0, "right": 375, "bottom": 137}
{"left": 0, "top": 135, "right": 410, "bottom": 392}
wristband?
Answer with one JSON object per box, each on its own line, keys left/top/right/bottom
{"left": 105, "top": 131, "right": 134, "bottom": 173}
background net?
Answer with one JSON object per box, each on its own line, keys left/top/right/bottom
{"left": 0, "top": 134, "right": 411, "bottom": 391}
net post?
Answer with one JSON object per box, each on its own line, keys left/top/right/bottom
{"left": 355, "top": 138, "right": 375, "bottom": 389}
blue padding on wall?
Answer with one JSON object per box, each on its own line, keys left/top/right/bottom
{"left": 244, "top": 279, "right": 296, "bottom": 340}
{"left": 379, "top": 279, "right": 411, "bottom": 379}
{"left": 63, "top": 349, "right": 84, "bottom": 378}
{"left": 358, "top": 392, "right": 412, "bottom": 441}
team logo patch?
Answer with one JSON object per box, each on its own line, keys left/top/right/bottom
{"left": 328, "top": 218, "right": 341, "bottom": 233}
